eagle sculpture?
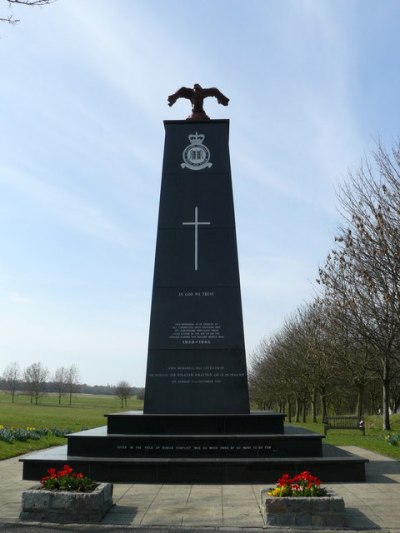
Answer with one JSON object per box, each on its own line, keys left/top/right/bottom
{"left": 168, "top": 83, "right": 229, "bottom": 120}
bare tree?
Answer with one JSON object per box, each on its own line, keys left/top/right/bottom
{"left": 65, "top": 365, "right": 80, "bottom": 405}
{"left": 114, "top": 380, "right": 132, "bottom": 408}
{"left": 284, "top": 302, "right": 340, "bottom": 422}
{"left": 248, "top": 311, "right": 317, "bottom": 421}
{"left": 23, "top": 362, "right": 48, "bottom": 404}
{"left": 136, "top": 388, "right": 145, "bottom": 401}
{"left": 389, "top": 367, "right": 400, "bottom": 414}
{"left": 248, "top": 301, "right": 358, "bottom": 423}
{"left": 2, "top": 362, "right": 20, "bottom": 403}
{"left": 318, "top": 142, "right": 400, "bottom": 430}
{"left": 322, "top": 297, "right": 373, "bottom": 419}
{"left": 1, "top": 0, "right": 55, "bottom": 24}
{"left": 53, "top": 366, "right": 67, "bottom": 405}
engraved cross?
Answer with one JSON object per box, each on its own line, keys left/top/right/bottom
{"left": 182, "top": 206, "right": 211, "bottom": 271}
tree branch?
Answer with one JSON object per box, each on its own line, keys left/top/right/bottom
{"left": 2, "top": 0, "right": 55, "bottom": 24}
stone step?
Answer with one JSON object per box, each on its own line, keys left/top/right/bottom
{"left": 20, "top": 444, "right": 368, "bottom": 483}
{"left": 105, "top": 411, "right": 285, "bottom": 435}
{"left": 67, "top": 426, "right": 323, "bottom": 459}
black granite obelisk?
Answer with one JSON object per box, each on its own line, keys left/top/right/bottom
{"left": 144, "top": 119, "right": 250, "bottom": 414}
{"left": 20, "top": 113, "right": 367, "bottom": 484}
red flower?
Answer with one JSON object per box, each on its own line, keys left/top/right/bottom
{"left": 270, "top": 470, "right": 325, "bottom": 498}
{"left": 278, "top": 473, "right": 292, "bottom": 486}
{"left": 40, "top": 464, "right": 95, "bottom": 492}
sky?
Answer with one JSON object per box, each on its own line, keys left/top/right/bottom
{"left": 1, "top": 0, "right": 399, "bottom": 387}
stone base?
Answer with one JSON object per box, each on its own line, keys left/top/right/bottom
{"left": 20, "top": 418, "right": 368, "bottom": 484}
{"left": 67, "top": 425, "right": 322, "bottom": 459}
{"left": 20, "top": 482, "right": 113, "bottom": 523}
{"left": 260, "top": 489, "right": 346, "bottom": 527}
{"left": 106, "top": 411, "right": 285, "bottom": 435}
{"left": 20, "top": 442, "right": 368, "bottom": 483}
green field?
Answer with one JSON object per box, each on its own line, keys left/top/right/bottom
{"left": 1, "top": 391, "right": 400, "bottom": 462}
{"left": 290, "top": 414, "right": 400, "bottom": 460}
{"left": 0, "top": 391, "right": 143, "bottom": 460}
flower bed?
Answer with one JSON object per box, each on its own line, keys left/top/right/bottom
{"left": 40, "top": 464, "right": 96, "bottom": 492}
{"left": 260, "top": 471, "right": 346, "bottom": 527}
{"left": 385, "top": 433, "right": 399, "bottom": 446}
{"left": 0, "top": 425, "right": 72, "bottom": 443}
{"left": 267, "top": 471, "right": 328, "bottom": 498}
{"left": 20, "top": 465, "right": 113, "bottom": 523}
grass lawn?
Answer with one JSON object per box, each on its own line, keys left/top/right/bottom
{"left": 289, "top": 414, "right": 400, "bottom": 460}
{"left": 0, "top": 391, "right": 143, "bottom": 460}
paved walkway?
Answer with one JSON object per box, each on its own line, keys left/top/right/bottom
{"left": 0, "top": 446, "right": 399, "bottom": 531}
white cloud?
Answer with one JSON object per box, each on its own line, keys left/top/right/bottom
{"left": 59, "top": 1, "right": 199, "bottom": 124}
{"left": 0, "top": 165, "right": 131, "bottom": 246}
{"left": 9, "top": 292, "right": 30, "bottom": 305}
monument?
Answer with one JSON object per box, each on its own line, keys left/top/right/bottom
{"left": 144, "top": 89, "right": 249, "bottom": 414}
{"left": 20, "top": 86, "right": 368, "bottom": 483}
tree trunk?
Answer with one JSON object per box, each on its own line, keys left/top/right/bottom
{"left": 382, "top": 357, "right": 391, "bottom": 430}
{"left": 394, "top": 399, "right": 400, "bottom": 413}
{"left": 382, "top": 360, "right": 391, "bottom": 430}
{"left": 356, "top": 382, "right": 365, "bottom": 419}
{"left": 320, "top": 386, "right": 327, "bottom": 421}
{"left": 287, "top": 400, "right": 292, "bottom": 423}
{"left": 311, "top": 389, "right": 317, "bottom": 422}
{"left": 295, "top": 398, "right": 300, "bottom": 422}
{"left": 302, "top": 401, "right": 307, "bottom": 423}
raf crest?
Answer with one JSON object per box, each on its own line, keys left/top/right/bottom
{"left": 181, "top": 132, "right": 212, "bottom": 171}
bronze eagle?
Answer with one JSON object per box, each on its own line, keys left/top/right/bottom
{"left": 168, "top": 83, "right": 229, "bottom": 120}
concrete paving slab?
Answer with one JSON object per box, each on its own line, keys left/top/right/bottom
{"left": 1, "top": 447, "right": 400, "bottom": 531}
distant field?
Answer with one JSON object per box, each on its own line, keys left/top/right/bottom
{"left": 0, "top": 391, "right": 144, "bottom": 428}
{"left": 0, "top": 391, "right": 143, "bottom": 459}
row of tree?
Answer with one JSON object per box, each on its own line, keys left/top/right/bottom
{"left": 1, "top": 362, "right": 145, "bottom": 406}
{"left": 249, "top": 142, "right": 400, "bottom": 430}
{"left": 2, "top": 362, "right": 80, "bottom": 405}
{"left": 113, "top": 381, "right": 145, "bottom": 407}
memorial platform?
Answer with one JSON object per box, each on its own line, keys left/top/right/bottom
{"left": 20, "top": 418, "right": 367, "bottom": 483}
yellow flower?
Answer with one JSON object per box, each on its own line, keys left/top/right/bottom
{"left": 280, "top": 485, "right": 290, "bottom": 496}
{"left": 267, "top": 486, "right": 290, "bottom": 497}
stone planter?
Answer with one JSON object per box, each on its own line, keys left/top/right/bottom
{"left": 20, "top": 482, "right": 113, "bottom": 523}
{"left": 260, "top": 489, "right": 346, "bottom": 528}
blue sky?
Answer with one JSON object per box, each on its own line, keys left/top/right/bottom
{"left": 1, "top": 0, "right": 399, "bottom": 387}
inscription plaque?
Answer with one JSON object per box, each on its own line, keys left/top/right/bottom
{"left": 144, "top": 120, "right": 249, "bottom": 414}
